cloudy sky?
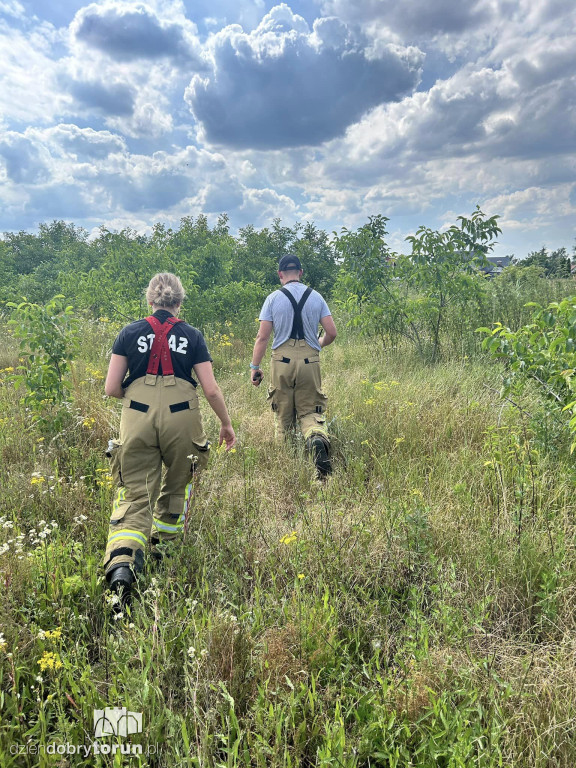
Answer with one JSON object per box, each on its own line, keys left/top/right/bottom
{"left": 0, "top": 0, "right": 574, "bottom": 256}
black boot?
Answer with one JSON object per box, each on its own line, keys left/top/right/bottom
{"left": 307, "top": 436, "right": 332, "bottom": 479}
{"left": 108, "top": 565, "right": 134, "bottom": 610}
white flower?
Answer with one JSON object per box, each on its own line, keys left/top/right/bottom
{"left": 113, "top": 612, "right": 124, "bottom": 621}
{"left": 105, "top": 593, "right": 120, "bottom": 607}
{"left": 187, "top": 646, "right": 196, "bottom": 659}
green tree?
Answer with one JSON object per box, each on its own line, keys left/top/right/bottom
{"left": 334, "top": 209, "right": 501, "bottom": 360}
{"left": 405, "top": 208, "right": 501, "bottom": 361}
{"left": 522, "top": 247, "right": 571, "bottom": 278}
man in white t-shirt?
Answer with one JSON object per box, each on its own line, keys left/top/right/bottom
{"left": 250, "top": 255, "right": 337, "bottom": 477}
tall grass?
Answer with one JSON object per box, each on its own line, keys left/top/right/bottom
{"left": 1, "top": 316, "right": 576, "bottom": 766}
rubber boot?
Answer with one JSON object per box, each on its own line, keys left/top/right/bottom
{"left": 307, "top": 436, "right": 332, "bottom": 479}
{"left": 108, "top": 565, "right": 134, "bottom": 610}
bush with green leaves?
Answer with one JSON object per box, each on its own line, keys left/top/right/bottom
{"left": 479, "top": 295, "right": 576, "bottom": 448}
{"left": 7, "top": 295, "right": 78, "bottom": 431}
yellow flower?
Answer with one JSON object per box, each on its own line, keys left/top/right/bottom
{"left": 44, "top": 628, "right": 62, "bottom": 640}
{"left": 297, "top": 573, "right": 305, "bottom": 580}
{"left": 411, "top": 489, "right": 423, "bottom": 497}
{"left": 395, "top": 437, "right": 405, "bottom": 444}
{"left": 3, "top": 366, "right": 14, "bottom": 373}
{"left": 364, "top": 398, "right": 375, "bottom": 405}
{"left": 82, "top": 417, "right": 96, "bottom": 428}
{"left": 38, "top": 651, "right": 63, "bottom": 672}
{"left": 96, "top": 474, "right": 113, "bottom": 488}
{"left": 99, "top": 317, "right": 110, "bottom": 323}
{"left": 31, "top": 477, "right": 45, "bottom": 485}
{"left": 280, "top": 531, "right": 298, "bottom": 545}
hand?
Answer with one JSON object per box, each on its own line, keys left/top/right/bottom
{"left": 219, "top": 423, "right": 236, "bottom": 451}
{"left": 251, "top": 369, "right": 263, "bottom": 387}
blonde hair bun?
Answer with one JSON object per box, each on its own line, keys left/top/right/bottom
{"left": 146, "top": 273, "right": 185, "bottom": 309}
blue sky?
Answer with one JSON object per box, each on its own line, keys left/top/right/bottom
{"left": 0, "top": 0, "right": 574, "bottom": 257}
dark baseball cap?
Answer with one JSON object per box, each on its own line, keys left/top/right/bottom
{"left": 278, "top": 254, "right": 302, "bottom": 271}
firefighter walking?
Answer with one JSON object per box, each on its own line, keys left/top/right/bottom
{"left": 250, "top": 255, "right": 337, "bottom": 478}
{"left": 103, "top": 272, "right": 236, "bottom": 604}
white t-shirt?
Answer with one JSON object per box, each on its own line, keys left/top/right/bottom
{"left": 259, "top": 282, "right": 331, "bottom": 351}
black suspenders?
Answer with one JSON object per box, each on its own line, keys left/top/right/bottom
{"left": 280, "top": 286, "right": 313, "bottom": 340}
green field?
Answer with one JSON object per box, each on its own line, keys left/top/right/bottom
{"left": 2, "top": 311, "right": 576, "bottom": 767}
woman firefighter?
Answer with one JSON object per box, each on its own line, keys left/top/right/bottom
{"left": 102, "top": 272, "right": 236, "bottom": 605}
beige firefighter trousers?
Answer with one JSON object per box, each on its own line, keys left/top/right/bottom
{"left": 267, "top": 339, "right": 329, "bottom": 443}
{"left": 103, "top": 375, "right": 210, "bottom": 576}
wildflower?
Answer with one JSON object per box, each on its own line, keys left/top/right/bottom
{"left": 395, "top": 437, "right": 405, "bottom": 444}
{"left": 44, "top": 628, "right": 62, "bottom": 640}
{"left": 82, "top": 417, "right": 96, "bottom": 428}
{"left": 297, "top": 573, "right": 305, "bottom": 580}
{"left": 3, "top": 366, "right": 14, "bottom": 373}
{"left": 364, "top": 398, "right": 375, "bottom": 405}
{"left": 105, "top": 593, "right": 120, "bottom": 607}
{"left": 373, "top": 381, "right": 385, "bottom": 391}
{"left": 280, "top": 531, "right": 298, "bottom": 545}
{"left": 38, "top": 651, "right": 63, "bottom": 672}
{"left": 2, "top": 520, "right": 14, "bottom": 529}
{"left": 187, "top": 646, "right": 196, "bottom": 659}
{"left": 113, "top": 612, "right": 124, "bottom": 621}
{"left": 0, "top": 632, "right": 6, "bottom": 652}
{"left": 0, "top": 544, "right": 9, "bottom": 555}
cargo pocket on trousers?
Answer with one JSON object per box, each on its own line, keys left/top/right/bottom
{"left": 106, "top": 439, "right": 124, "bottom": 486}
{"left": 267, "top": 386, "right": 278, "bottom": 412}
{"left": 189, "top": 439, "right": 211, "bottom": 473}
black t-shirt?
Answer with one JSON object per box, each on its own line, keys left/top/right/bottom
{"left": 112, "top": 310, "right": 212, "bottom": 388}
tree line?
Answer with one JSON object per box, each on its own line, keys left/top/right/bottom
{"left": 0, "top": 211, "right": 574, "bottom": 358}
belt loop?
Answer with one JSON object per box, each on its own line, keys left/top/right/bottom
{"left": 145, "top": 374, "right": 158, "bottom": 386}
